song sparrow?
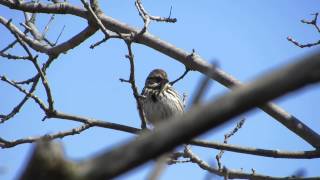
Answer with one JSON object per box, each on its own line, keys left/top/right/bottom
{"left": 141, "top": 69, "right": 184, "bottom": 125}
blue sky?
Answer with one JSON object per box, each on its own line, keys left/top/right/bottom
{"left": 0, "top": 0, "right": 320, "bottom": 179}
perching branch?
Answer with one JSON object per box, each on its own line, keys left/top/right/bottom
{"left": 120, "top": 41, "right": 147, "bottom": 129}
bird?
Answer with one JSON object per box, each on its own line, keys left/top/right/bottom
{"left": 141, "top": 69, "right": 184, "bottom": 126}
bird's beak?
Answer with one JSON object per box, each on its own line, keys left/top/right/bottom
{"left": 159, "top": 80, "right": 169, "bottom": 94}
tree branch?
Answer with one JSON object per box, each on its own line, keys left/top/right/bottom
{"left": 121, "top": 42, "right": 147, "bottom": 129}
{"left": 184, "top": 146, "right": 319, "bottom": 180}
{"left": 31, "top": 57, "right": 55, "bottom": 113}
{"left": 135, "top": 0, "right": 177, "bottom": 34}
{"left": 287, "top": 12, "right": 320, "bottom": 48}
{"left": 189, "top": 139, "right": 320, "bottom": 159}
{"left": 0, "top": 76, "right": 40, "bottom": 123}
{"left": 53, "top": 111, "right": 140, "bottom": 134}
{"left": 0, "top": 0, "right": 87, "bottom": 18}
{"left": 0, "top": 123, "right": 91, "bottom": 148}
{"left": 0, "top": 15, "right": 98, "bottom": 56}
{"left": 216, "top": 118, "right": 245, "bottom": 170}
{"left": 0, "top": 75, "right": 47, "bottom": 111}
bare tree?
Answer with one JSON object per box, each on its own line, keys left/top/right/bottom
{"left": 0, "top": 1, "right": 319, "bottom": 179}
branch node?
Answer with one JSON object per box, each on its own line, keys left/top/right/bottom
{"left": 41, "top": 115, "right": 48, "bottom": 121}
{"left": 119, "top": 78, "right": 130, "bottom": 83}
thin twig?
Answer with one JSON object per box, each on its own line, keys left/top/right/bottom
{"left": 135, "top": 0, "right": 177, "bottom": 23}
{"left": 287, "top": 36, "right": 320, "bottom": 48}
{"left": 0, "top": 51, "right": 30, "bottom": 60}
{"left": 0, "top": 75, "right": 47, "bottom": 112}
{"left": 0, "top": 76, "right": 40, "bottom": 123}
{"left": 13, "top": 74, "right": 39, "bottom": 85}
{"left": 0, "top": 40, "right": 18, "bottom": 53}
{"left": 0, "top": 123, "right": 92, "bottom": 148}
{"left": 42, "top": 14, "right": 55, "bottom": 38}
{"left": 122, "top": 41, "right": 147, "bottom": 129}
{"left": 89, "top": 33, "right": 122, "bottom": 49}
{"left": 135, "top": 0, "right": 177, "bottom": 34}
{"left": 301, "top": 13, "right": 320, "bottom": 33}
{"left": 287, "top": 12, "right": 320, "bottom": 48}
{"left": 31, "top": 57, "right": 55, "bottom": 113}
{"left": 90, "top": 37, "right": 108, "bottom": 49}
{"left": 170, "top": 68, "right": 190, "bottom": 85}
{"left": 216, "top": 118, "right": 245, "bottom": 170}
{"left": 53, "top": 25, "right": 65, "bottom": 46}
{"left": 80, "top": 0, "right": 109, "bottom": 38}
{"left": 184, "top": 146, "right": 318, "bottom": 180}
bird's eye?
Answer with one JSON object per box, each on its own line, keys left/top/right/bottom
{"left": 154, "top": 77, "right": 162, "bottom": 82}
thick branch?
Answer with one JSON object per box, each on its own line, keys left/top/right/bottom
{"left": 0, "top": 16, "right": 98, "bottom": 56}
{"left": 0, "top": 0, "right": 87, "bottom": 18}
{"left": 19, "top": 141, "right": 80, "bottom": 180}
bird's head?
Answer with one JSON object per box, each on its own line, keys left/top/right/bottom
{"left": 145, "top": 69, "right": 169, "bottom": 92}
